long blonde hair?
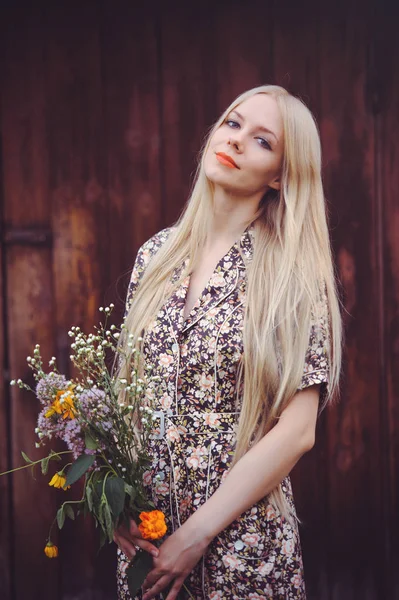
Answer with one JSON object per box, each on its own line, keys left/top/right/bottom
{"left": 116, "top": 85, "right": 342, "bottom": 523}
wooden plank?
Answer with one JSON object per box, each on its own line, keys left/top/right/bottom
{"left": 0, "top": 10, "right": 11, "bottom": 599}
{"left": 271, "top": 3, "right": 330, "bottom": 598}
{"left": 213, "top": 0, "right": 275, "bottom": 114}
{"left": 159, "top": 3, "right": 219, "bottom": 225}
{"left": 0, "top": 135, "right": 11, "bottom": 600}
{"left": 160, "top": 0, "right": 275, "bottom": 225}
{"left": 378, "top": 1, "right": 399, "bottom": 596}
{"left": 0, "top": 4, "right": 59, "bottom": 599}
{"left": 43, "top": 2, "right": 111, "bottom": 596}
{"left": 100, "top": 1, "right": 162, "bottom": 324}
{"left": 318, "top": 1, "right": 383, "bottom": 598}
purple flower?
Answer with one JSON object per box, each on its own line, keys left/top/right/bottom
{"left": 36, "top": 373, "right": 68, "bottom": 405}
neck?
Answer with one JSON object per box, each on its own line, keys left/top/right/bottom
{"left": 208, "top": 185, "right": 261, "bottom": 242}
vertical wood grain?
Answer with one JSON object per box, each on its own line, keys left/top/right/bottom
{"left": 271, "top": 3, "right": 329, "bottom": 598}
{"left": 44, "top": 2, "right": 112, "bottom": 597}
{"left": 101, "top": 0, "right": 162, "bottom": 324}
{"left": 0, "top": 45, "right": 11, "bottom": 597}
{"left": 0, "top": 5, "right": 59, "bottom": 598}
{"left": 159, "top": 2, "right": 218, "bottom": 225}
{"left": 378, "top": 1, "right": 399, "bottom": 595}
{"left": 319, "top": 1, "right": 383, "bottom": 598}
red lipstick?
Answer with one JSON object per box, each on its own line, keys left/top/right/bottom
{"left": 215, "top": 152, "right": 239, "bottom": 169}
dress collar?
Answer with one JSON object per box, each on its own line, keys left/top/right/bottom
{"left": 164, "top": 224, "right": 255, "bottom": 338}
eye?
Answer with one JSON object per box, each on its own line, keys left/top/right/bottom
{"left": 225, "top": 119, "right": 240, "bottom": 128}
{"left": 256, "top": 137, "right": 272, "bottom": 151}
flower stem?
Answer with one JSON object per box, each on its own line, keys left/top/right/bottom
{"left": 0, "top": 450, "right": 73, "bottom": 476}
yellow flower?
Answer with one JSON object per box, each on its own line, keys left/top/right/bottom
{"left": 44, "top": 542, "right": 58, "bottom": 558}
{"left": 138, "top": 510, "right": 167, "bottom": 540}
{"left": 45, "top": 386, "right": 76, "bottom": 420}
{"left": 49, "top": 472, "right": 70, "bottom": 490}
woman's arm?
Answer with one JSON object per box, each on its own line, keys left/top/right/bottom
{"left": 142, "top": 384, "right": 320, "bottom": 600}
{"left": 185, "top": 382, "right": 319, "bottom": 541}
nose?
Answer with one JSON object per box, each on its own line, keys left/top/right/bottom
{"left": 227, "top": 133, "right": 243, "bottom": 152}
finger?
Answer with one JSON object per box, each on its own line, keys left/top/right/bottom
{"left": 142, "top": 568, "right": 163, "bottom": 591}
{"left": 114, "top": 535, "right": 137, "bottom": 561}
{"left": 142, "top": 574, "right": 172, "bottom": 600}
{"left": 165, "top": 578, "right": 185, "bottom": 600}
{"left": 131, "top": 536, "right": 159, "bottom": 557}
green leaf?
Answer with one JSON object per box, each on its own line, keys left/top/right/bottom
{"left": 65, "top": 454, "right": 96, "bottom": 487}
{"left": 126, "top": 550, "right": 153, "bottom": 597}
{"left": 64, "top": 504, "right": 75, "bottom": 521}
{"left": 41, "top": 456, "right": 50, "bottom": 475}
{"left": 85, "top": 431, "right": 98, "bottom": 450}
{"left": 86, "top": 485, "right": 93, "bottom": 511}
{"left": 124, "top": 483, "right": 133, "bottom": 497}
{"left": 41, "top": 450, "right": 62, "bottom": 474}
{"left": 104, "top": 477, "right": 125, "bottom": 523}
{"left": 57, "top": 506, "right": 65, "bottom": 529}
{"left": 100, "top": 499, "right": 114, "bottom": 543}
{"left": 98, "top": 526, "right": 107, "bottom": 550}
{"left": 48, "top": 449, "right": 62, "bottom": 462}
{"left": 21, "top": 451, "right": 33, "bottom": 464}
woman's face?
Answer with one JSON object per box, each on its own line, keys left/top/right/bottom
{"left": 203, "top": 94, "right": 284, "bottom": 197}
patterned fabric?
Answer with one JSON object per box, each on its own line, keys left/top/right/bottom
{"left": 116, "top": 225, "right": 330, "bottom": 600}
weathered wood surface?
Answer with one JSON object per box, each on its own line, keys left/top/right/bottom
{"left": 0, "top": 0, "right": 397, "bottom": 598}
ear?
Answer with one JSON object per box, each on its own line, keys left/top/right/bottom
{"left": 269, "top": 176, "right": 281, "bottom": 191}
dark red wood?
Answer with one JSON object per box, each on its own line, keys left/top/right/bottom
{"left": 100, "top": 1, "right": 163, "bottom": 326}
{"left": 0, "top": 1, "right": 398, "bottom": 598}
{"left": 318, "top": 2, "right": 384, "bottom": 598}
{"left": 271, "top": 3, "right": 330, "bottom": 598}
{"left": 0, "top": 4, "right": 59, "bottom": 599}
{"left": 43, "top": 1, "right": 111, "bottom": 597}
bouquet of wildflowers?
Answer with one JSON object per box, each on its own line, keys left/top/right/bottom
{"left": 1, "top": 304, "right": 167, "bottom": 596}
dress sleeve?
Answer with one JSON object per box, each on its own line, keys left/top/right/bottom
{"left": 296, "top": 290, "right": 330, "bottom": 405}
{"left": 123, "top": 245, "right": 148, "bottom": 319}
{"left": 123, "top": 227, "right": 173, "bottom": 319}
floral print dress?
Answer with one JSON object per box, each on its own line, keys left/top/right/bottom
{"left": 116, "top": 225, "right": 330, "bottom": 600}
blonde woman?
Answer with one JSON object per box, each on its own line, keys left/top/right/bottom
{"left": 113, "top": 85, "right": 342, "bottom": 600}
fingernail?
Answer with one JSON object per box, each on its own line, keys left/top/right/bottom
{"left": 151, "top": 549, "right": 159, "bottom": 557}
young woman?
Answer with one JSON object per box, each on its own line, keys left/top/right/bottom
{"left": 113, "top": 85, "right": 342, "bottom": 600}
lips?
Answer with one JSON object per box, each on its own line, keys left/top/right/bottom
{"left": 215, "top": 152, "right": 239, "bottom": 169}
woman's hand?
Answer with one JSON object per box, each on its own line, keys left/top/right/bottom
{"left": 141, "top": 524, "right": 209, "bottom": 600}
{"left": 113, "top": 518, "right": 160, "bottom": 561}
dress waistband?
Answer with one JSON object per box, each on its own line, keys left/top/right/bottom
{"left": 150, "top": 410, "right": 239, "bottom": 439}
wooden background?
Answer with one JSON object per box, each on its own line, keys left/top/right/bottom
{"left": 0, "top": 0, "right": 398, "bottom": 598}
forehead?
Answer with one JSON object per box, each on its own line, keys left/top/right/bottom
{"left": 231, "top": 94, "right": 283, "bottom": 136}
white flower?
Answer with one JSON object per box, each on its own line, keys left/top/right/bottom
{"left": 99, "top": 307, "right": 104, "bottom": 312}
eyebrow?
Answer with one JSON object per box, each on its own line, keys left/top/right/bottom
{"left": 230, "top": 110, "right": 279, "bottom": 143}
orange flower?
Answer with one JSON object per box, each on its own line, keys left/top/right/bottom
{"left": 138, "top": 510, "right": 167, "bottom": 540}
{"left": 45, "top": 386, "right": 76, "bottom": 420}
{"left": 44, "top": 541, "right": 58, "bottom": 558}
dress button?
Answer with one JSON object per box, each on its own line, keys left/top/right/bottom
{"left": 172, "top": 343, "right": 179, "bottom": 353}
{"left": 234, "top": 540, "right": 244, "bottom": 551}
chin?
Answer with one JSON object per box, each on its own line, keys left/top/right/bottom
{"left": 204, "top": 163, "right": 235, "bottom": 188}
